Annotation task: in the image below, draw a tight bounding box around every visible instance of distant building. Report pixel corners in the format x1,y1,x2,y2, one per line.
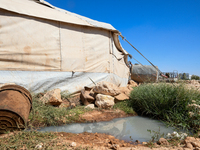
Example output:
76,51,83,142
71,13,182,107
189,75,192,80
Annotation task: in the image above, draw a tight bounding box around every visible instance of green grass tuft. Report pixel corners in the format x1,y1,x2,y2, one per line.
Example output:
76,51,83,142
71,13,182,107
28,94,89,128
113,100,136,115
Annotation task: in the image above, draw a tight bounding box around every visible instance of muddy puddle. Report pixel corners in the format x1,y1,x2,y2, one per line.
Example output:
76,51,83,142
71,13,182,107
39,116,175,142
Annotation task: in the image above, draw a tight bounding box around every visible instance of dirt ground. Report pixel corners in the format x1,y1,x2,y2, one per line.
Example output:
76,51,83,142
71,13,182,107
56,132,138,150
80,109,132,122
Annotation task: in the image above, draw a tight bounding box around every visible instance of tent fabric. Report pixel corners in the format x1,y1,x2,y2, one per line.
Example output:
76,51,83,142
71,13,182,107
0,71,128,93
0,0,116,31
0,0,129,56
0,0,130,93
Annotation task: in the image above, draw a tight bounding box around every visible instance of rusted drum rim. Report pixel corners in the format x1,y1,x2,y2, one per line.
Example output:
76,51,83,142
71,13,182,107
0,84,32,105
0,85,32,133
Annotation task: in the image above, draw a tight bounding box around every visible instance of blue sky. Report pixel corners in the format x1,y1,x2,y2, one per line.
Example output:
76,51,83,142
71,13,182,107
46,0,200,76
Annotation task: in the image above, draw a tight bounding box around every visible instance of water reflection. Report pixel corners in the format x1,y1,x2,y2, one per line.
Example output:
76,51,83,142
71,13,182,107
39,116,174,142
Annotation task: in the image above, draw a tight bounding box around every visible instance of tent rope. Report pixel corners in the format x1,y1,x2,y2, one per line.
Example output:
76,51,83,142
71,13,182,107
119,34,167,78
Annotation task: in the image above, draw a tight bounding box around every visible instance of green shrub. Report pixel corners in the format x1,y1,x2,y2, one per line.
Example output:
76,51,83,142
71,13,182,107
191,75,200,80
130,83,200,131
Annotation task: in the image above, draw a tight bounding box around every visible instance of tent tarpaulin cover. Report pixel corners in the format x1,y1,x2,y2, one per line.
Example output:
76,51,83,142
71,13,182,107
0,0,130,93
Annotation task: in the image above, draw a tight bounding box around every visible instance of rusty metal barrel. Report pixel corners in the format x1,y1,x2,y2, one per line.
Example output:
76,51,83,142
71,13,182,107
0,84,32,134
131,64,159,83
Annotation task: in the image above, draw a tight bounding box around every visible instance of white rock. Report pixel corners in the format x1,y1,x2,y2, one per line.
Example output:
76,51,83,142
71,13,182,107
85,104,95,109
93,81,120,96
95,94,115,109
166,133,172,139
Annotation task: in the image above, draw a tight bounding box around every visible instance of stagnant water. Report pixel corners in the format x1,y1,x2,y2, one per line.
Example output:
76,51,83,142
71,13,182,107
39,116,175,142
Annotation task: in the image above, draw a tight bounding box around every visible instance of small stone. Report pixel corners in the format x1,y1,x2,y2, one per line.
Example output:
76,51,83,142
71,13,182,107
142,142,147,145
71,103,76,108
70,142,76,147
157,138,169,145
35,143,43,149
135,140,140,144
84,104,95,109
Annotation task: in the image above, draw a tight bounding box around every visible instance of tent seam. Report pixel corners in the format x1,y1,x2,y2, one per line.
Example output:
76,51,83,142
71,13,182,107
59,21,62,71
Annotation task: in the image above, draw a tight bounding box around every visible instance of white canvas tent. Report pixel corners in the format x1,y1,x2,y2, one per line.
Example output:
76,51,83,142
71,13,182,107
0,0,131,93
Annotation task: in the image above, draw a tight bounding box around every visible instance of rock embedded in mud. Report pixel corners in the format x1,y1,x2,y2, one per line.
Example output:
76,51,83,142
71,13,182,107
95,94,115,109
40,89,62,106
157,138,169,145
93,81,120,96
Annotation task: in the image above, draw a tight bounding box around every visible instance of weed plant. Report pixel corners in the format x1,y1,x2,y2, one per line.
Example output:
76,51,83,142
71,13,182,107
113,100,136,115
130,83,200,132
